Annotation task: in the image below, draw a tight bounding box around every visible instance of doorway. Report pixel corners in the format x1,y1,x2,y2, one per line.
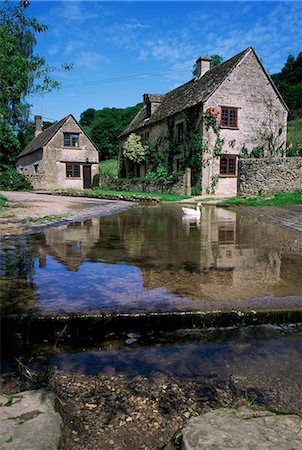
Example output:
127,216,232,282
83,165,92,189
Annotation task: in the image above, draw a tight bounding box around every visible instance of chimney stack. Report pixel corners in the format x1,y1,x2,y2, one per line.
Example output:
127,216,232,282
195,56,212,78
34,115,43,137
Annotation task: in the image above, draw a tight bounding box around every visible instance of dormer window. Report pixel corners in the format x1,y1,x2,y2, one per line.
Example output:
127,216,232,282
64,133,79,147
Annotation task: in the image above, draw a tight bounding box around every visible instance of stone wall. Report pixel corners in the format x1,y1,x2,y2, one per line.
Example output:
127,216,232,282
239,157,302,196
100,172,187,195
25,173,48,190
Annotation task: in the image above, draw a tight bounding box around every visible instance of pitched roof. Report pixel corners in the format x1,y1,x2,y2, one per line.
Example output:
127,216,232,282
120,46,288,138
120,48,250,137
18,116,69,158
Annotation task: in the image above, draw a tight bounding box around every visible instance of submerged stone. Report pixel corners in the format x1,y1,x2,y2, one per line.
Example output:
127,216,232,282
0,389,64,449
166,406,302,449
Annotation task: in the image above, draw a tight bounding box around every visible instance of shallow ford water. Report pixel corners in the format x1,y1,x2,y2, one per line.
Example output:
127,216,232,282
1,204,302,315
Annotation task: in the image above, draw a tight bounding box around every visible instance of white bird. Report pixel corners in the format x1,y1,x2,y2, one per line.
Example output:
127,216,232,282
182,204,201,217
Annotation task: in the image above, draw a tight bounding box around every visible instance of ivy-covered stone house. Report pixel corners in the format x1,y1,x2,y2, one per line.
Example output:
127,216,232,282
16,115,99,190
119,47,288,196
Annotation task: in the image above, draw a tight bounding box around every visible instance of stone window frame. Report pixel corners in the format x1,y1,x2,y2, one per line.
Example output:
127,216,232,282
220,106,239,129
219,154,237,176
175,122,184,144
63,132,80,147
66,162,81,178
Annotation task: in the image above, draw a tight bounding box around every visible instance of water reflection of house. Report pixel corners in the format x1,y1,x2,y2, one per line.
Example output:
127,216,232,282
142,208,282,300
39,218,101,271
0,235,38,314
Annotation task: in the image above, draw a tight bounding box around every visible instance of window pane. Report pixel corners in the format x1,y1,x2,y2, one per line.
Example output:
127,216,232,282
66,162,72,177
73,163,80,177
228,159,235,174
229,110,237,126
72,134,79,146
220,158,227,174
64,134,71,146
221,109,229,125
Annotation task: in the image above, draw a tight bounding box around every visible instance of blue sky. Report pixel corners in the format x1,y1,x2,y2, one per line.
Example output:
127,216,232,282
28,1,302,122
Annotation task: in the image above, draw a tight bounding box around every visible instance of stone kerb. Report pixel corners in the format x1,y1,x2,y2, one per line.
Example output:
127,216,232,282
239,157,302,196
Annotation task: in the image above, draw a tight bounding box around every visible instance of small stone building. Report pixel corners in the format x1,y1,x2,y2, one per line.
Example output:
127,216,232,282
119,47,288,196
16,114,99,190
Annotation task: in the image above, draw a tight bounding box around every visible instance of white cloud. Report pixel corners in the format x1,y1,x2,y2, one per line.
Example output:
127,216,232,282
76,51,111,71
48,45,58,56
51,2,98,23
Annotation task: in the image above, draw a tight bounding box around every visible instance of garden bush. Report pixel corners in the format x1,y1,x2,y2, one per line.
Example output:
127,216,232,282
0,166,32,191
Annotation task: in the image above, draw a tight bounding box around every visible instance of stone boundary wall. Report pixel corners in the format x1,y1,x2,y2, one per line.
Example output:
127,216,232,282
239,157,302,196
100,173,187,195
25,173,48,190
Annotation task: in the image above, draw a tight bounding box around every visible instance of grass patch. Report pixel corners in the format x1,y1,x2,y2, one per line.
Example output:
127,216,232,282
287,118,302,156
91,188,190,202
218,190,302,206
0,193,7,209
24,213,69,223
99,159,118,178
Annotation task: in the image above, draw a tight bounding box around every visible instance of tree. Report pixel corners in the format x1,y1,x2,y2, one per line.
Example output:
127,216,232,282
0,0,72,166
271,52,302,119
79,108,96,127
192,54,223,77
83,103,142,160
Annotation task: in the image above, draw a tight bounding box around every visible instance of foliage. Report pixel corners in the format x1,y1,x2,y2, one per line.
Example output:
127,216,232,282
92,173,100,188
92,188,190,202
79,108,96,127
183,104,203,188
0,117,21,166
206,174,219,195
123,133,147,163
271,52,302,119
0,193,7,208
0,1,71,126
203,107,221,134
82,103,142,160
0,0,72,165
18,120,53,148
99,159,118,178
239,145,265,158
0,165,32,191
192,54,223,76
145,164,169,180
218,190,302,206
145,137,167,172
25,213,69,223
286,118,302,156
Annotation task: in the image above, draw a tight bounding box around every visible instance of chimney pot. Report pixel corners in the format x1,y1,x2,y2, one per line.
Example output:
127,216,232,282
34,115,43,137
196,56,212,78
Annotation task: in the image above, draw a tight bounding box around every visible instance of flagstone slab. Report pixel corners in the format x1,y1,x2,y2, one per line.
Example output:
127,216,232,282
0,389,64,449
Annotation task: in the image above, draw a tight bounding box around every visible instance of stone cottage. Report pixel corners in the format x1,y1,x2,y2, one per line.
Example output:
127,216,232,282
119,47,288,196
16,114,99,190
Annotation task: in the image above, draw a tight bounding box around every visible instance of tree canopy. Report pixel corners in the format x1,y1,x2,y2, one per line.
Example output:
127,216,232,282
0,0,71,166
80,104,142,160
272,52,302,119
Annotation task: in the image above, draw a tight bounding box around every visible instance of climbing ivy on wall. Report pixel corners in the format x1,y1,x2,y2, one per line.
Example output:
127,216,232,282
184,104,204,189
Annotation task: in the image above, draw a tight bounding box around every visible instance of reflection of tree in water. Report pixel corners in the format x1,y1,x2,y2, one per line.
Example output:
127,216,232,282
0,235,38,315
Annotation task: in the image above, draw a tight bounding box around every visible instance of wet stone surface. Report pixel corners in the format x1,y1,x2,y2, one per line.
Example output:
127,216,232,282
176,406,302,450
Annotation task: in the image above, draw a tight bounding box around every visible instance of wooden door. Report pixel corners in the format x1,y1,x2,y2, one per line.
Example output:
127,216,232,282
83,165,92,189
